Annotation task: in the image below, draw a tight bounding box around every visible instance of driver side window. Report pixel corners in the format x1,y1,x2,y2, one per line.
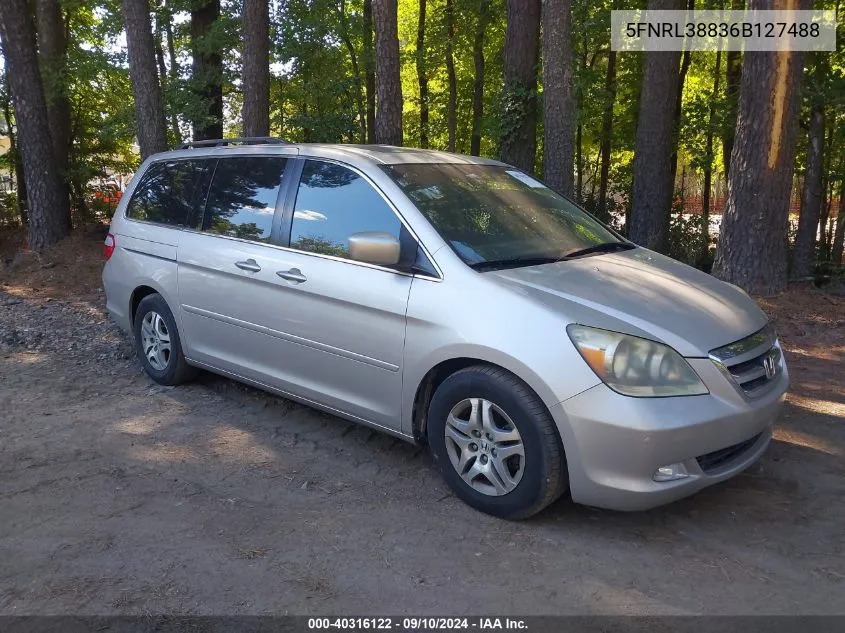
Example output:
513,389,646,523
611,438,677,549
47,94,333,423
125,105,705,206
289,160,401,260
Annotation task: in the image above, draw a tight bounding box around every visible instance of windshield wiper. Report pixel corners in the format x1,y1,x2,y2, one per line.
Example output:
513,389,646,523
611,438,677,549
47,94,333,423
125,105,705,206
470,255,563,272
470,242,634,272
560,241,635,259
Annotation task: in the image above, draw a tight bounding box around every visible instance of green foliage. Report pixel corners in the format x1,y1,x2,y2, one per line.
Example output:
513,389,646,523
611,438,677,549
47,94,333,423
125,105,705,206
494,84,534,145
271,0,360,141
667,204,711,270
2,0,843,269
0,192,19,226
65,4,139,186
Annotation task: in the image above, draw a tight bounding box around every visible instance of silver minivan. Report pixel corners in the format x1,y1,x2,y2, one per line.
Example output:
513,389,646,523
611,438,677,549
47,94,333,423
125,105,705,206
102,139,789,519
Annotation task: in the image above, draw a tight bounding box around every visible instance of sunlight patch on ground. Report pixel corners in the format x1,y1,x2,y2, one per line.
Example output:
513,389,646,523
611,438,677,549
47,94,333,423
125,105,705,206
114,415,166,436
2,285,44,299
117,417,275,466
210,425,277,465
5,351,46,364
575,579,691,615
774,427,842,457
786,393,845,421
127,442,201,464
782,345,845,363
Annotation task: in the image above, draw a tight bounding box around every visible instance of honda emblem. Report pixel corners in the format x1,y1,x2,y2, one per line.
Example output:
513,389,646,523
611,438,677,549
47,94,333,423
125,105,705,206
762,353,777,380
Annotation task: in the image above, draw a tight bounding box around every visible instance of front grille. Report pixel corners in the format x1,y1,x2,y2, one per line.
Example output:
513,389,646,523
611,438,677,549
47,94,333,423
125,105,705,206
696,432,763,473
709,324,782,398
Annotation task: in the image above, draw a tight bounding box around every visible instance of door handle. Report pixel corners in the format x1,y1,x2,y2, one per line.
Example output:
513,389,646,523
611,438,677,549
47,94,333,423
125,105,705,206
235,258,261,272
276,268,307,283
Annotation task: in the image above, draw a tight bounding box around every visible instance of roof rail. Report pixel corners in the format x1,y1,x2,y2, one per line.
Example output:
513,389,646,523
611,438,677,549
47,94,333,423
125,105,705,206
176,136,292,150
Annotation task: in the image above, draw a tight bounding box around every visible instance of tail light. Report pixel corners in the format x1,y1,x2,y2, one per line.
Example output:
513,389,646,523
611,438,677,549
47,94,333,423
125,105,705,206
104,233,116,260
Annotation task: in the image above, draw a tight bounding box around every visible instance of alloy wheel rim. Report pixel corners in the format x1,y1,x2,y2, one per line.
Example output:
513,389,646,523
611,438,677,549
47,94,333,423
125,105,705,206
444,398,525,496
140,311,171,371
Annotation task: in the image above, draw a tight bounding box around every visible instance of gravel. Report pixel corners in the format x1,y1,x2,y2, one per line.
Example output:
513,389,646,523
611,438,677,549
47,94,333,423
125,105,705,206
0,289,134,364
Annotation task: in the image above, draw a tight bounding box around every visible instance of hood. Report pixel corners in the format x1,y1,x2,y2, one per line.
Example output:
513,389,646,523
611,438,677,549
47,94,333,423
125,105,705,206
487,247,768,357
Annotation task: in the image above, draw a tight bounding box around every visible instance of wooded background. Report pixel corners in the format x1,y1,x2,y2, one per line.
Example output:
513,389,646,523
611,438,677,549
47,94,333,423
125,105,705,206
0,0,843,295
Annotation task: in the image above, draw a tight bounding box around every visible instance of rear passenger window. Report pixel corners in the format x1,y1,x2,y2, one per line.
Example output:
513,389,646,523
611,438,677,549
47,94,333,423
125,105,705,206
126,160,209,226
290,160,401,259
201,157,287,243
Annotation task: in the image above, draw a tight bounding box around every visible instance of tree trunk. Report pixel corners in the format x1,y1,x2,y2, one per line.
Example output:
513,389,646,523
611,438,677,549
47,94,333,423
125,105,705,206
499,0,540,173
832,179,845,264
0,0,69,248
35,0,72,230
818,188,831,259
702,49,721,259
723,53,741,177
152,5,175,145
712,0,808,296
0,90,28,225
628,0,684,252
588,150,600,204
123,0,168,158
722,0,744,177
34,0,71,189
542,0,575,197
597,50,616,221
191,0,223,140
668,0,694,197
416,0,429,148
154,9,167,79
338,0,366,143
817,123,834,259
163,1,181,142
575,35,586,203
71,180,89,219
242,0,270,137
445,0,457,152
373,0,403,145
792,106,825,278
469,0,490,156
576,122,582,203
363,0,376,143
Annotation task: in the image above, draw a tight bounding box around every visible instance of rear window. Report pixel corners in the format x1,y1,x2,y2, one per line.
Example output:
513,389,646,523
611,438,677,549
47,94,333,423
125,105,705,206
125,160,210,226
200,157,287,243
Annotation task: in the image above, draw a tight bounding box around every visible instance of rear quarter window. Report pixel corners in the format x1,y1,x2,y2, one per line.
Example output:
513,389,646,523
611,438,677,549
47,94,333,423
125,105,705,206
126,160,211,227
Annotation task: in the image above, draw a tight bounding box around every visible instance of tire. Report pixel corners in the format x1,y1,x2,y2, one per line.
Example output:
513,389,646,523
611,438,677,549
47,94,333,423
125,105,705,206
133,293,197,386
427,364,567,519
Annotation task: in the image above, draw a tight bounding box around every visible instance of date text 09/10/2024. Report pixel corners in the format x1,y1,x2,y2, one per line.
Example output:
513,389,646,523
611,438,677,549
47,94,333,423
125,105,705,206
307,618,528,630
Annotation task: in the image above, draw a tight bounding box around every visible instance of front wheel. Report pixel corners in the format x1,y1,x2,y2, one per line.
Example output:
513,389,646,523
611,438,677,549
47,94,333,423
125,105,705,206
427,365,567,519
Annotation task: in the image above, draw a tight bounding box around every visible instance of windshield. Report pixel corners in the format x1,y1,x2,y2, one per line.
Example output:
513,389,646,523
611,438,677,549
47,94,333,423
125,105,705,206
381,163,625,270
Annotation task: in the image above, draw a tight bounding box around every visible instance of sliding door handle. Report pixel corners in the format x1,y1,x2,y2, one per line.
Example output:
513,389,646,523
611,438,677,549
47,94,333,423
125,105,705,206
235,258,261,272
276,268,307,283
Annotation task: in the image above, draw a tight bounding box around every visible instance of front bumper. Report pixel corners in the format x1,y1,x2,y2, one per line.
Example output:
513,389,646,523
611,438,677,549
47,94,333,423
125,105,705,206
551,356,789,511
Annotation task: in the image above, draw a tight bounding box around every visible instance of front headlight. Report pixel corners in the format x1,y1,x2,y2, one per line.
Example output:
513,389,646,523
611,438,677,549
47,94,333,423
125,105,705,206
566,325,708,397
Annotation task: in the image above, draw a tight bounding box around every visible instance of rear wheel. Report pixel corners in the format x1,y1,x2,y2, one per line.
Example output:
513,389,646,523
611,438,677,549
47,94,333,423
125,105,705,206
427,365,567,519
133,293,197,385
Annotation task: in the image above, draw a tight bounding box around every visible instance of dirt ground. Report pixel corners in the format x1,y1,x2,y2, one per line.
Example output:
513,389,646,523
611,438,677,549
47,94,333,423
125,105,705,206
0,229,844,615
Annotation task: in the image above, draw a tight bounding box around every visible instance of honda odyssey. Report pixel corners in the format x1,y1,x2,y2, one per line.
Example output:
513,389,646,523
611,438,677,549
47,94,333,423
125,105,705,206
102,138,788,519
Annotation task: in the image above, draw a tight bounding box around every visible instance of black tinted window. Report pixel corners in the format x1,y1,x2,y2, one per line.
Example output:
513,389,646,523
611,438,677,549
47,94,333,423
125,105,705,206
290,161,401,259
126,160,209,226
201,157,287,243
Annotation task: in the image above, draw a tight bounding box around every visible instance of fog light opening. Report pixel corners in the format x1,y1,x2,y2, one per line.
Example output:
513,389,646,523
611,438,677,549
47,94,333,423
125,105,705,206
653,462,690,482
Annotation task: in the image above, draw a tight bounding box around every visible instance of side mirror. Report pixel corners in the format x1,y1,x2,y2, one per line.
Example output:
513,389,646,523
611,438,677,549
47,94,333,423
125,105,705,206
348,231,401,266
